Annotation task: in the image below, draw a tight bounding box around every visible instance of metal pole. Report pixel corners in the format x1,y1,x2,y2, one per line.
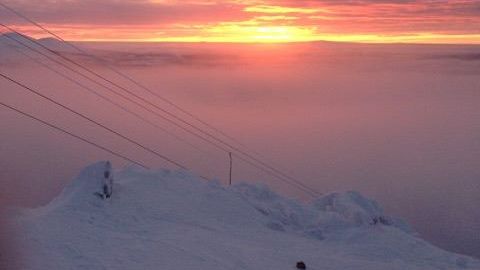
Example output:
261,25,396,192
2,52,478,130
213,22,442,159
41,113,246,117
229,152,233,186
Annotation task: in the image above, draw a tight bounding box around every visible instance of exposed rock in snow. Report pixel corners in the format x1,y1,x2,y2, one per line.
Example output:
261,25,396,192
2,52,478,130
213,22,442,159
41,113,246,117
11,162,480,270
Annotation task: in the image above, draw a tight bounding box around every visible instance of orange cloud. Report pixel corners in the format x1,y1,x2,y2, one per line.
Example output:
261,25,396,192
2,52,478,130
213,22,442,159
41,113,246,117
245,5,325,14
1,0,479,44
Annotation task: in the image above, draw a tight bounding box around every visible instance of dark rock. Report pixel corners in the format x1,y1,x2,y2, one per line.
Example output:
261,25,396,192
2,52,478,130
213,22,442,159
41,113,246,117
296,261,306,269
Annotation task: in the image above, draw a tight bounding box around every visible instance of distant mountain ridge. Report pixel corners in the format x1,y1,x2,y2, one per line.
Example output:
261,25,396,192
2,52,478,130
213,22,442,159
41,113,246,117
0,32,75,52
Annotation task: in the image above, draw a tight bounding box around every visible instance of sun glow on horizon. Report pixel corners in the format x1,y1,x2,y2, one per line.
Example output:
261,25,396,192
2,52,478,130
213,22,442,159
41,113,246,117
13,24,480,45
4,1,480,44
204,25,318,43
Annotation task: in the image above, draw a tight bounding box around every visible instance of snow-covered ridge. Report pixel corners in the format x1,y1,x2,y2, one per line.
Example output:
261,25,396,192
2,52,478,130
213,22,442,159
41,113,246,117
13,162,480,270
0,32,74,52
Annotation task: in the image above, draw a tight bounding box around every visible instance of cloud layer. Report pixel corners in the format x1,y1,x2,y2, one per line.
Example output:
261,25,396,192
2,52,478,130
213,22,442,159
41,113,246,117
1,1,479,43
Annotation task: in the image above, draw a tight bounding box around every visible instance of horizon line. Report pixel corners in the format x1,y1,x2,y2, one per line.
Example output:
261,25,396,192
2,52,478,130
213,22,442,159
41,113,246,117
2,31,480,46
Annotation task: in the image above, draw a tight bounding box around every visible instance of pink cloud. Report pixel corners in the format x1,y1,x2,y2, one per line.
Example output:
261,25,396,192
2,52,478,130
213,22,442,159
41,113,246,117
1,0,479,42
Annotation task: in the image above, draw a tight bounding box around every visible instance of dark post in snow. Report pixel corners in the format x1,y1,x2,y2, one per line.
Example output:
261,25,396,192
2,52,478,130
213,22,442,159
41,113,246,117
229,152,233,186
95,161,113,199
103,161,113,199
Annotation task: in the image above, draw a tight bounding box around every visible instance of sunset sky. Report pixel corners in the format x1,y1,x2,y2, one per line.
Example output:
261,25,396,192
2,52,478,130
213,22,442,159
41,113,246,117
1,0,480,44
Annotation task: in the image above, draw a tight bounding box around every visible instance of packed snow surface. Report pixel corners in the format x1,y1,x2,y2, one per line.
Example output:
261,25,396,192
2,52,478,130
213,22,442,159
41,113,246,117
13,162,480,270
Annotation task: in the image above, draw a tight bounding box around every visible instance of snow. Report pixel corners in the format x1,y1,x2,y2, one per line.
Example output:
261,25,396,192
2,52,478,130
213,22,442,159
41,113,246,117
12,162,480,270
0,32,77,60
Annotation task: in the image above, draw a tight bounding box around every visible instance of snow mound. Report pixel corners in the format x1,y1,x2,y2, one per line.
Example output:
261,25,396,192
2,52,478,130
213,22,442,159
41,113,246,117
12,162,480,270
52,161,113,207
234,184,411,240
312,191,412,232
37,37,79,53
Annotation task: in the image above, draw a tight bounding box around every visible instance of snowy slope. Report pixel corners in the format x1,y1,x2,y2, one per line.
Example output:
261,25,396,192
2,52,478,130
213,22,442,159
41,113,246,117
0,32,31,63
12,162,480,270
0,32,78,64
37,37,76,52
